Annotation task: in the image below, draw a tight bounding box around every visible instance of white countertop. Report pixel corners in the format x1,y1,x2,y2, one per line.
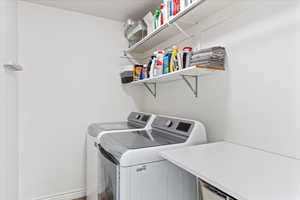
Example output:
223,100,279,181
160,142,300,200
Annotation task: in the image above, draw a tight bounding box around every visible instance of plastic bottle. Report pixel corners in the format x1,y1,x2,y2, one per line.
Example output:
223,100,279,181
146,56,153,78
154,50,165,76
163,0,169,23
173,0,180,16
170,46,179,72
142,64,148,79
134,65,143,81
154,7,161,30
159,4,164,25
140,66,144,80
177,0,181,14
149,56,157,78
168,0,173,18
163,49,172,74
180,0,186,12
182,47,193,68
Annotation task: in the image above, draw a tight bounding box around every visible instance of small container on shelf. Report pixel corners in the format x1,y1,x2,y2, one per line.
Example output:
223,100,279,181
143,12,154,35
149,56,157,79
124,19,147,48
155,50,165,76
142,64,148,80
134,65,143,81
120,65,134,84
163,49,172,74
182,47,193,68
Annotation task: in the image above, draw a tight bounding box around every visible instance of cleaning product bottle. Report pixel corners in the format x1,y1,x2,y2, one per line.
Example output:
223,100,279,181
163,0,169,23
176,0,181,14
182,47,193,68
154,7,161,30
146,57,153,79
155,50,165,76
177,50,183,70
173,0,178,16
168,0,173,18
140,65,144,80
149,56,157,78
163,54,169,74
159,3,164,25
142,64,148,79
170,46,179,72
180,0,185,12
163,49,172,74
134,65,143,81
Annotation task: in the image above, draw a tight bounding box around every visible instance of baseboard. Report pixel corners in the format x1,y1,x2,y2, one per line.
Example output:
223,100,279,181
33,188,86,200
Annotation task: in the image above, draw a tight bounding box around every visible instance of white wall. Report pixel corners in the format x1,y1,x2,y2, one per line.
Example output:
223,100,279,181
18,2,140,199
138,1,300,159
0,70,19,200
0,0,19,199
16,1,300,199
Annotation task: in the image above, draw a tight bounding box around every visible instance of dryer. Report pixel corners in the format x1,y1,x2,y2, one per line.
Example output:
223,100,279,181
86,112,155,200
98,115,207,200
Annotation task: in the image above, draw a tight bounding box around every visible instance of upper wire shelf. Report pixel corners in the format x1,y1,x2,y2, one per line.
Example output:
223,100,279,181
124,0,236,54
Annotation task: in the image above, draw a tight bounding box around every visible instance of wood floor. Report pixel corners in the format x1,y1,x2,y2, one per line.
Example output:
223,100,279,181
73,197,86,200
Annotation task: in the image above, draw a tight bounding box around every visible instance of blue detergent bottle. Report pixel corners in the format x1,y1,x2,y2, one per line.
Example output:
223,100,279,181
163,50,172,74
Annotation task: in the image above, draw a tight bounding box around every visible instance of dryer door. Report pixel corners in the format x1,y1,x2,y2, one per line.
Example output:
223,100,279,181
98,147,120,200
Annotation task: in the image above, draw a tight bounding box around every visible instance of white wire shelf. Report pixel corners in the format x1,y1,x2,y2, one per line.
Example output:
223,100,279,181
128,66,223,85
125,0,235,54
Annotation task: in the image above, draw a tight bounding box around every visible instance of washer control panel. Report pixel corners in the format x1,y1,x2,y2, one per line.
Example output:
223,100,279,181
128,112,151,125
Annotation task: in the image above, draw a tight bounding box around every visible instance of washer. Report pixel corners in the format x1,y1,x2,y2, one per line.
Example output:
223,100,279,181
86,112,156,200
98,115,207,200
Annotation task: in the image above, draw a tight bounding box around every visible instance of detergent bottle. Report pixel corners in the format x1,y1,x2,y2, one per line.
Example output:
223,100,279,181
155,50,165,76
169,46,179,72
154,7,161,30
163,49,172,74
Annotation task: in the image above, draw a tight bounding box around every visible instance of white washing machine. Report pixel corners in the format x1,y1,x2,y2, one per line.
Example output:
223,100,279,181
86,112,156,200
98,115,207,200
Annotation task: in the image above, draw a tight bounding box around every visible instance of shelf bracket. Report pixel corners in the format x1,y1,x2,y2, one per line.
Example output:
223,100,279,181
143,82,157,98
172,22,191,39
181,75,198,97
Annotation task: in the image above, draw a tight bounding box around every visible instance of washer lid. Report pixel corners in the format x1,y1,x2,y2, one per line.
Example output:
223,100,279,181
88,121,138,137
88,112,152,137
108,130,163,149
99,130,188,160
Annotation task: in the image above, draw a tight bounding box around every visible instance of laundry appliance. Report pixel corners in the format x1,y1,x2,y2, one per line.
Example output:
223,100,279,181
98,115,207,200
86,112,156,200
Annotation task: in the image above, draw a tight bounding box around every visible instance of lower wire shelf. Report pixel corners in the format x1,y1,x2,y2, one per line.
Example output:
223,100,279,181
125,66,225,98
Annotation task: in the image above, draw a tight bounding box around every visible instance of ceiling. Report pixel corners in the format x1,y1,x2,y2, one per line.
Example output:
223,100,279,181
23,0,162,22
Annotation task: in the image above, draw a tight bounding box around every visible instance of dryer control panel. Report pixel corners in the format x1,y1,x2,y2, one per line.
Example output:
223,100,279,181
151,116,195,137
